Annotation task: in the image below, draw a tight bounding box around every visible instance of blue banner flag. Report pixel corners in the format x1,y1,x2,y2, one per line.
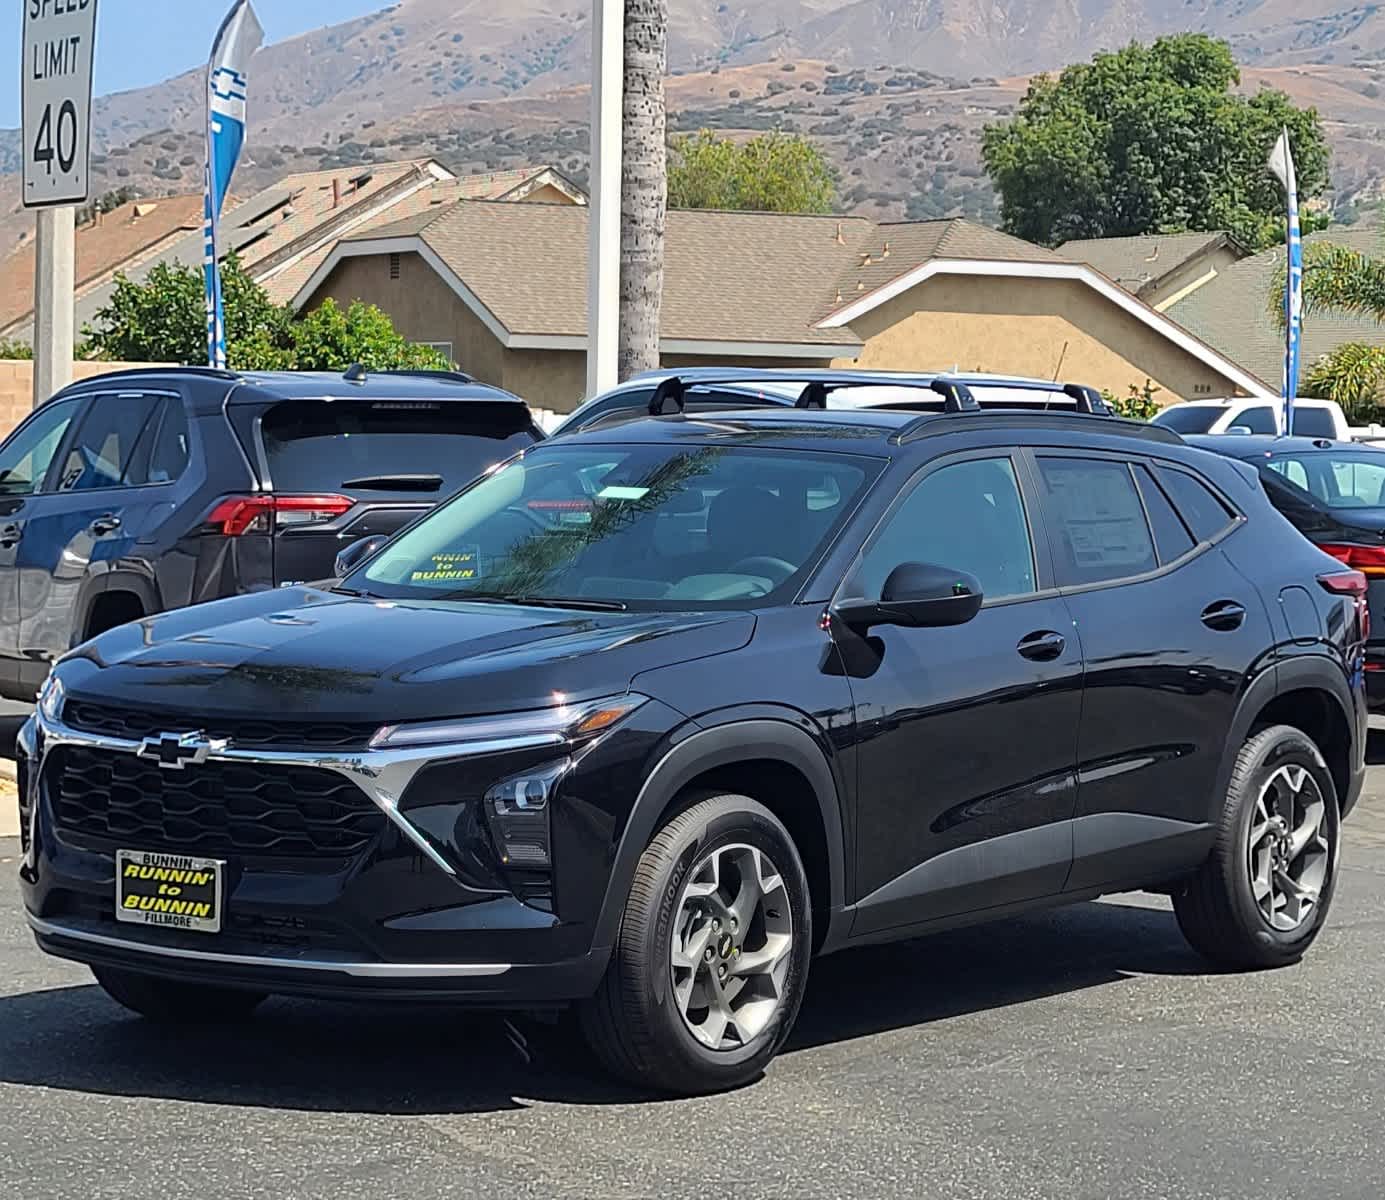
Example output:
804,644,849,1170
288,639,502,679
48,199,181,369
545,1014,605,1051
204,1,263,369
1269,127,1303,436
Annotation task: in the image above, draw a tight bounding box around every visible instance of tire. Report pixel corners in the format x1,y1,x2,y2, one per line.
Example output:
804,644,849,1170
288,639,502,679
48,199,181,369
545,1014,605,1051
92,966,267,1023
1174,725,1342,970
579,792,813,1095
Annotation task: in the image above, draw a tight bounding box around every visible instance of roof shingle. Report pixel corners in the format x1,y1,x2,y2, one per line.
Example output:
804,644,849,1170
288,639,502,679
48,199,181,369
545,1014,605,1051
1168,228,1385,388
1059,231,1238,296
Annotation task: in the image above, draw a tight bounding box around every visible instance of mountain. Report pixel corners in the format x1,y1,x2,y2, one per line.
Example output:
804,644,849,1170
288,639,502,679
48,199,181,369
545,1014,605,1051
6,0,1385,260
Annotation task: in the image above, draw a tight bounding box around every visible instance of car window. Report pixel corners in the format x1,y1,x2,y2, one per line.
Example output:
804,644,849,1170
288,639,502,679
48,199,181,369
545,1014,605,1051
55,393,162,492
1134,465,1195,564
1235,407,1278,435
1266,453,1385,509
856,457,1036,602
0,397,81,496
1153,466,1237,541
1291,408,1337,438
1152,407,1220,433
260,399,537,495
147,398,191,484
357,443,877,609
1037,457,1157,586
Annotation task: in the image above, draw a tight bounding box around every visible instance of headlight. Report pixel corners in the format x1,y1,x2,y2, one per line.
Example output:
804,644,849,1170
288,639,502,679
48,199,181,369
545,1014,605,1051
37,673,64,724
369,693,648,752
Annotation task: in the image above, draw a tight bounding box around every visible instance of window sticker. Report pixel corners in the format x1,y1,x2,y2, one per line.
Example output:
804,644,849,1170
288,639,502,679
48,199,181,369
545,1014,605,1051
411,547,483,583
598,485,650,501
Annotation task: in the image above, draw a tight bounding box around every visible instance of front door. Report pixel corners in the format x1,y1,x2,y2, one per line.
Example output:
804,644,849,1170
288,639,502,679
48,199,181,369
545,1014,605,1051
0,395,86,696
14,391,165,692
1028,452,1275,891
839,452,1084,937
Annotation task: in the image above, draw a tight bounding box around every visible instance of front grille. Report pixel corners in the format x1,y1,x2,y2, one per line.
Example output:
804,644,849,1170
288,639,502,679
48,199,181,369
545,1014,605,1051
51,746,386,859
63,699,378,751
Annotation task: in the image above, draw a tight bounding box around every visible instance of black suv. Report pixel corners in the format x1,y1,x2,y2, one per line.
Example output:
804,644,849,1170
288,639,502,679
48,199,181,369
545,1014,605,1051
18,372,1367,1095
0,367,541,701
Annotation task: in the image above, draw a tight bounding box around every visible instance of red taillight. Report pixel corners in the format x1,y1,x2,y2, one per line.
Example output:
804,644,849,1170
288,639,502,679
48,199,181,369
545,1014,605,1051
205,494,354,537
1319,543,1385,576
1319,569,1371,641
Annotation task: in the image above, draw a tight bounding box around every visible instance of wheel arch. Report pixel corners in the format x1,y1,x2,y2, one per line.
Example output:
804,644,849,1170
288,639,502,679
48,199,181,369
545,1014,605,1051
1221,660,1360,818
592,719,849,954
76,573,161,645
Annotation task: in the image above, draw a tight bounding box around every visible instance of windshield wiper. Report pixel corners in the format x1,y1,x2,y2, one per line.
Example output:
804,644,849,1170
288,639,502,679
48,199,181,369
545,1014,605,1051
342,473,444,492
441,591,628,612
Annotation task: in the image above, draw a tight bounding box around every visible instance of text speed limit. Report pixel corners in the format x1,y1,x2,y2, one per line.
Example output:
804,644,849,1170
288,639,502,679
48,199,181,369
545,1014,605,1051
22,0,99,209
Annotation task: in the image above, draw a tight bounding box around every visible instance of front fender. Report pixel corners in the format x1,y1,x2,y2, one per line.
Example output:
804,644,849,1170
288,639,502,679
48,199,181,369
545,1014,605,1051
591,717,850,954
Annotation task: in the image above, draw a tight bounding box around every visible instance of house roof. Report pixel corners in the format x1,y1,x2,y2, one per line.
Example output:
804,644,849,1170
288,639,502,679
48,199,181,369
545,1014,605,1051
325,201,876,351
297,200,1271,394
0,193,206,335
1168,227,1385,389
1058,231,1242,297
258,166,585,305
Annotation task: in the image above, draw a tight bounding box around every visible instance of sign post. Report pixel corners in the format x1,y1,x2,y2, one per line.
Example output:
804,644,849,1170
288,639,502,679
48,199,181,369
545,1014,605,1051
586,0,623,399
22,0,100,408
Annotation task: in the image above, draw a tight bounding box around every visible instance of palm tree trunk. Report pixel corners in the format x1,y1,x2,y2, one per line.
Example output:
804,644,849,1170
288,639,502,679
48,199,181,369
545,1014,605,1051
618,0,667,380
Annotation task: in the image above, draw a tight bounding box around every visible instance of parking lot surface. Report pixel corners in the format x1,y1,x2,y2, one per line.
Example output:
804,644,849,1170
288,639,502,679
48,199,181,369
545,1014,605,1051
3,734,1385,1199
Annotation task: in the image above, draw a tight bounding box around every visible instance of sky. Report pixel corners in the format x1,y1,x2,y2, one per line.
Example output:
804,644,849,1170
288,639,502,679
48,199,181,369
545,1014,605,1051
2,0,393,128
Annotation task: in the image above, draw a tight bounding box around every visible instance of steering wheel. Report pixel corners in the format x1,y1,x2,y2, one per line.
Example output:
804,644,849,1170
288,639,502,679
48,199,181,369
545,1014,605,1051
730,556,797,584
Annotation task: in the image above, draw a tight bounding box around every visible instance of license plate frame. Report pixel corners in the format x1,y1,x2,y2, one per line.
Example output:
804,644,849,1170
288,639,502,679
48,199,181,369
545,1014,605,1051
115,849,224,935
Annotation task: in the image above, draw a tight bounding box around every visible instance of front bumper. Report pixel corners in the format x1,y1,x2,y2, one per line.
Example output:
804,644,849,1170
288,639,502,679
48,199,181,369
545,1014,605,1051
15,701,654,1005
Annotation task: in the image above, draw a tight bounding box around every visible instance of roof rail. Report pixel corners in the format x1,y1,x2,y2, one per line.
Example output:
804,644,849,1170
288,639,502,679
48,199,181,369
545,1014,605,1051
379,369,477,385
62,365,241,388
894,410,1183,447
648,368,1001,417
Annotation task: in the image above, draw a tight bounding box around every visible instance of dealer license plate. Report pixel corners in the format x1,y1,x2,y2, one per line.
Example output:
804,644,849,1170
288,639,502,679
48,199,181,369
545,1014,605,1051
116,850,224,934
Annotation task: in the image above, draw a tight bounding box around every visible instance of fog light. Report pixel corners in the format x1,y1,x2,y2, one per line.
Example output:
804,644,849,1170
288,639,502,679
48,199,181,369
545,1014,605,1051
483,760,570,868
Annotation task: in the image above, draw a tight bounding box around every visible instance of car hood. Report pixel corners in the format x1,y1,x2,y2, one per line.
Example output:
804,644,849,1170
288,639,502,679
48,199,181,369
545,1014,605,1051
57,587,755,722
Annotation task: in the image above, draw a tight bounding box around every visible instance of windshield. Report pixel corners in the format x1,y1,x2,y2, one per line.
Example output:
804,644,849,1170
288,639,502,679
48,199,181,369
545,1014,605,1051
353,443,877,608
1152,407,1221,433
1263,452,1385,509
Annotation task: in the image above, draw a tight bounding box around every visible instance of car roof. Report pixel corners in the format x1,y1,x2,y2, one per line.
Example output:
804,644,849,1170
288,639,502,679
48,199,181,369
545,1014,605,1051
1183,434,1369,458
58,366,524,405
1162,397,1332,409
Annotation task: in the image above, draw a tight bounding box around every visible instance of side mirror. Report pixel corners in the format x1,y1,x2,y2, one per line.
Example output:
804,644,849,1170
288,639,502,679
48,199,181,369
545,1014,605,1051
836,563,984,631
1227,425,1254,436
334,534,388,579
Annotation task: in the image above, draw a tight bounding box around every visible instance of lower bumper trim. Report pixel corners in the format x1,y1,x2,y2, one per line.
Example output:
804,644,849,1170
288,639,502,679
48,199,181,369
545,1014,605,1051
27,915,511,979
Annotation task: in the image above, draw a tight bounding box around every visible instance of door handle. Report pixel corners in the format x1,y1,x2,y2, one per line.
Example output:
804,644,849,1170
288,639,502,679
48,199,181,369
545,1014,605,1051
89,515,122,536
1017,630,1066,662
0,523,20,549
1201,600,1246,632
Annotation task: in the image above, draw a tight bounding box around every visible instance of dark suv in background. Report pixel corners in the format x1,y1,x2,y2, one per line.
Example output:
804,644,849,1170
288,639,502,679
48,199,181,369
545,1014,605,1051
18,372,1367,1095
0,367,541,701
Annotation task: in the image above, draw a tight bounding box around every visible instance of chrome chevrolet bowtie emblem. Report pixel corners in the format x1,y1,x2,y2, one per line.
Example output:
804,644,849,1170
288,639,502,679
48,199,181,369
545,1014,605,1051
136,731,224,770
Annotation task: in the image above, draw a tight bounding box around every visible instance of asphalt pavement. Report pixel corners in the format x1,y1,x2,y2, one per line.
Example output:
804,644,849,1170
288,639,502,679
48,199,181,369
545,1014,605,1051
3,736,1385,1199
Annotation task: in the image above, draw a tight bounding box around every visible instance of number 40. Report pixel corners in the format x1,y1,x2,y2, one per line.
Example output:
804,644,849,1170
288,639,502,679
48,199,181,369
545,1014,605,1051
33,100,79,175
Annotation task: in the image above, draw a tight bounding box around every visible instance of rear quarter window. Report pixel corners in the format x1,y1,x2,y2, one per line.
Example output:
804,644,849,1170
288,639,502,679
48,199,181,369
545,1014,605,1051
258,399,537,494
1153,466,1237,542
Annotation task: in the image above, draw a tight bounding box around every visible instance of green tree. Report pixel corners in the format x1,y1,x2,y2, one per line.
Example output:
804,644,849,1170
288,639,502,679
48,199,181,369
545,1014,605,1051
0,337,33,360
1302,343,1385,423
1101,379,1163,420
82,255,293,366
81,257,447,371
668,129,837,214
284,299,450,371
981,35,1330,248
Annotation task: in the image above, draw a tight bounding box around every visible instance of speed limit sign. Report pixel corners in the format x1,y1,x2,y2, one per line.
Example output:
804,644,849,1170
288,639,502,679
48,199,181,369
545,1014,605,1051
22,0,99,208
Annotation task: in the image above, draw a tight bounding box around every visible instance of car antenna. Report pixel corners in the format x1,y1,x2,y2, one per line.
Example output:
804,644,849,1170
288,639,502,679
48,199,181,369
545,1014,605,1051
344,363,368,384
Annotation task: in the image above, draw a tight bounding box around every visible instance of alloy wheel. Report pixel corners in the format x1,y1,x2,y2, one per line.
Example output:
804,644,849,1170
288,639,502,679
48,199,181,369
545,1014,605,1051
669,843,794,1051
1247,764,1333,932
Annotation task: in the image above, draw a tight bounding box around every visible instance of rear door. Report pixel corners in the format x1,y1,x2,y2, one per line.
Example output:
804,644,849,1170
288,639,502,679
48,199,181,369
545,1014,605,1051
0,395,86,694
1028,451,1274,892
249,398,541,586
14,391,167,687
